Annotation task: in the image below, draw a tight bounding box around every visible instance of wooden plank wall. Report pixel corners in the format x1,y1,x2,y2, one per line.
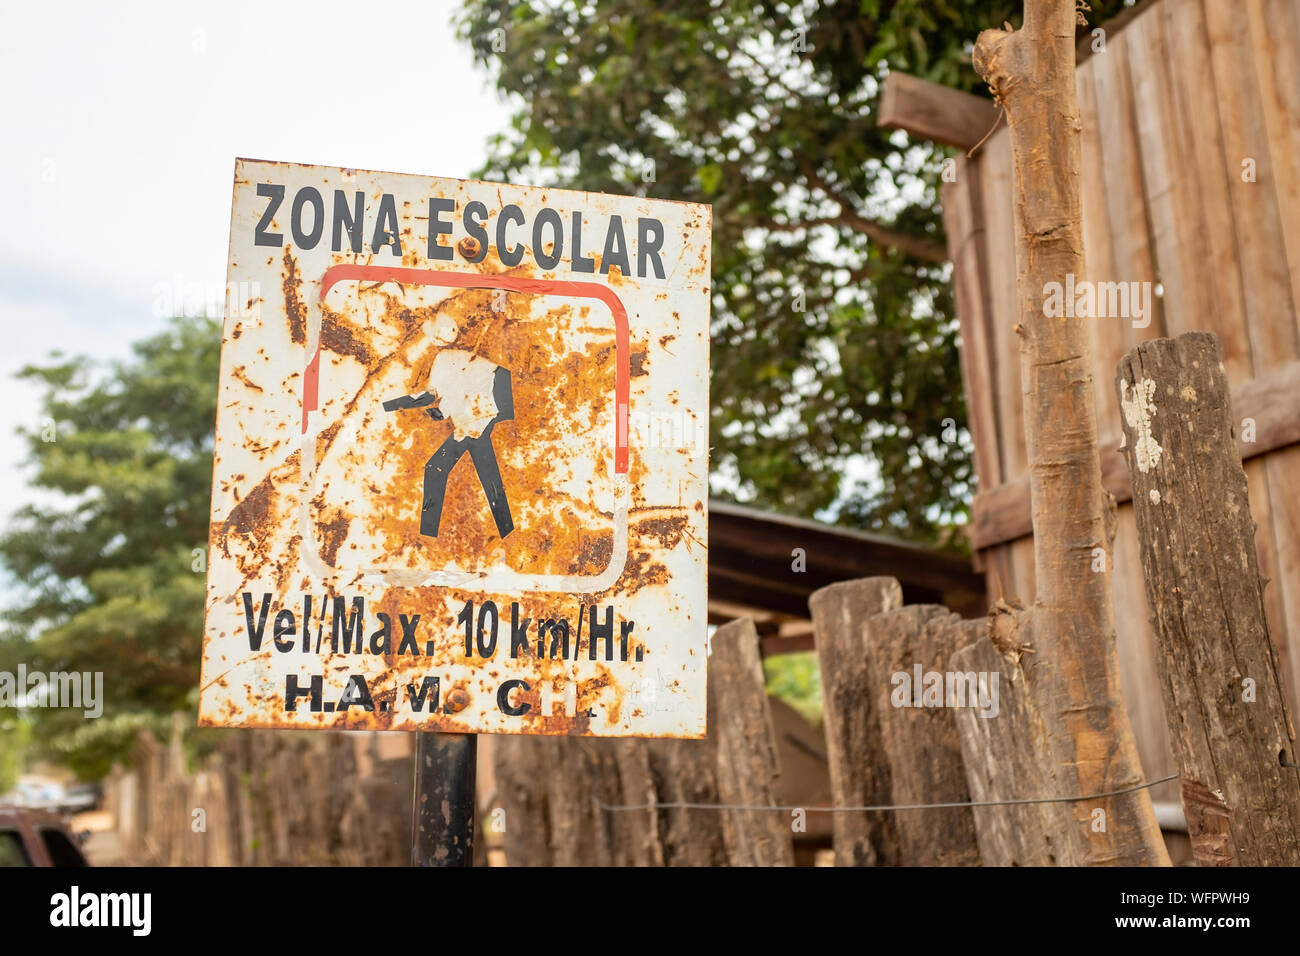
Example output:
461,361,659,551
945,0,1300,804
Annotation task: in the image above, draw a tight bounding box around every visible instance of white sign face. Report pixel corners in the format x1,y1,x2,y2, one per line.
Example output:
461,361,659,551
199,159,711,738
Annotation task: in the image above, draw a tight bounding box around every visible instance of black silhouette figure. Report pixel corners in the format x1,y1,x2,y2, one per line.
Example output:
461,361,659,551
384,349,515,539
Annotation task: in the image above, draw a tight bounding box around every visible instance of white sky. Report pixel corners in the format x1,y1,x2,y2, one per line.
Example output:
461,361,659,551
0,0,511,546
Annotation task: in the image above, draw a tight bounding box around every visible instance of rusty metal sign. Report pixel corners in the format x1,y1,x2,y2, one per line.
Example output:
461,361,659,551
199,159,711,737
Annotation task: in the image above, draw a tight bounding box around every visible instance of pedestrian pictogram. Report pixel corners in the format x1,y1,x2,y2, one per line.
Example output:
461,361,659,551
382,320,516,539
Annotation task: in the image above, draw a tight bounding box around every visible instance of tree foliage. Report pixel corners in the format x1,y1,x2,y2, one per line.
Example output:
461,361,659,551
0,316,218,777
457,0,1133,541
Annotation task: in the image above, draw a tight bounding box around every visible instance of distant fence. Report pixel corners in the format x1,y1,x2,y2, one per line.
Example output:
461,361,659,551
109,722,411,866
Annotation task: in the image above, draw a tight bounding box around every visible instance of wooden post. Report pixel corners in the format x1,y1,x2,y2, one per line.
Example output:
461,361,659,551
972,0,1169,864
490,736,554,865
710,618,795,866
644,738,728,866
1116,332,1300,865
951,608,1090,865
865,607,982,865
809,577,905,865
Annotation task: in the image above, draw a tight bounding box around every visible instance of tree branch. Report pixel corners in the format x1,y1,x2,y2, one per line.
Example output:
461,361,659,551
794,154,948,263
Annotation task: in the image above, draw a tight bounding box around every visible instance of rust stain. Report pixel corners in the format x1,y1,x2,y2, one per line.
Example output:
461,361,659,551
283,248,306,345
634,514,689,549
320,309,375,365
317,508,351,566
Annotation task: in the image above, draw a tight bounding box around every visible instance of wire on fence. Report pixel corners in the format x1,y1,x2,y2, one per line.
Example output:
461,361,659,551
595,772,1180,814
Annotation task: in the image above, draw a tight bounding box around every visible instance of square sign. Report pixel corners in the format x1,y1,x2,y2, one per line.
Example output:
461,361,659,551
199,159,710,738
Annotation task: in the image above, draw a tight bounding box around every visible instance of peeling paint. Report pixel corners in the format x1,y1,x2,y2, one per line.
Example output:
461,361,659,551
1120,377,1163,474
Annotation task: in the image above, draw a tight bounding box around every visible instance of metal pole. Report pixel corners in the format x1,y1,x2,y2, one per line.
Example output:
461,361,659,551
411,731,477,866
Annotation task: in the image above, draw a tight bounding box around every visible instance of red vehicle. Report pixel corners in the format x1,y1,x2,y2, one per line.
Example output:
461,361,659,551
0,807,89,867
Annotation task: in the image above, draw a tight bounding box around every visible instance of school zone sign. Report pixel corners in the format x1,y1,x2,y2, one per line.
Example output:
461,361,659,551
198,159,711,737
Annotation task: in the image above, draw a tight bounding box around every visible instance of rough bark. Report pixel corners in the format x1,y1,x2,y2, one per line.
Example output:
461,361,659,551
865,607,982,865
710,618,796,866
808,577,905,865
952,607,1090,865
1116,332,1300,865
610,740,664,866
972,0,1169,864
492,735,554,865
645,737,729,866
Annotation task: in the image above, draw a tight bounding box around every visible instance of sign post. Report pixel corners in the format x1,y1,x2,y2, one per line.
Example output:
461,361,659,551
411,731,477,866
201,159,712,864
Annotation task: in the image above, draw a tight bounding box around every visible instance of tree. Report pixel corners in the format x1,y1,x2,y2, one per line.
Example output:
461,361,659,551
456,0,1133,542
0,316,219,778
973,0,1167,863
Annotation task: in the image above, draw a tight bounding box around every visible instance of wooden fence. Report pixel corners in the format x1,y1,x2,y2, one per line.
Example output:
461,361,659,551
488,575,1187,865
108,569,1200,865
925,0,1300,802
110,719,413,866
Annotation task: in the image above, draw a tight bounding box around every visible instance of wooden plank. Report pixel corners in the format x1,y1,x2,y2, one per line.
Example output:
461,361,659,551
950,611,1090,866
1247,0,1300,319
864,607,982,865
709,618,796,866
1006,537,1036,605
1117,333,1300,865
878,72,1003,151
1153,2,1290,686
1156,1,1285,680
941,156,1002,497
1205,0,1300,710
1081,9,1175,807
1161,0,1255,376
941,150,1013,594
980,130,1022,491
1110,504,1179,805
1086,25,1165,360
977,127,1029,602
969,358,1300,549
1244,0,1300,716
808,577,904,865
1127,4,1216,349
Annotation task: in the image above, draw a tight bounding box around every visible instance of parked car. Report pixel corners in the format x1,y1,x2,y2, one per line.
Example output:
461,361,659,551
1,776,100,814
0,807,89,867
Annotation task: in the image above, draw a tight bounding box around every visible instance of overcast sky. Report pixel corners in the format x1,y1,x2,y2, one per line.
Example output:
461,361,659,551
0,0,510,547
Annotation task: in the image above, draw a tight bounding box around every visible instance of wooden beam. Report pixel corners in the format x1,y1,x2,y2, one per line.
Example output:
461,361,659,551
878,72,1002,151
706,599,775,624
970,358,1300,550
758,631,815,658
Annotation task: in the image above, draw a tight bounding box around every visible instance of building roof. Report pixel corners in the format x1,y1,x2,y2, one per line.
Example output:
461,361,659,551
707,500,986,654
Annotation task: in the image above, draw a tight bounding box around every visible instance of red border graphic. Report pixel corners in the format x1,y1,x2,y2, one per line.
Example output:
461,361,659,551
303,265,631,474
